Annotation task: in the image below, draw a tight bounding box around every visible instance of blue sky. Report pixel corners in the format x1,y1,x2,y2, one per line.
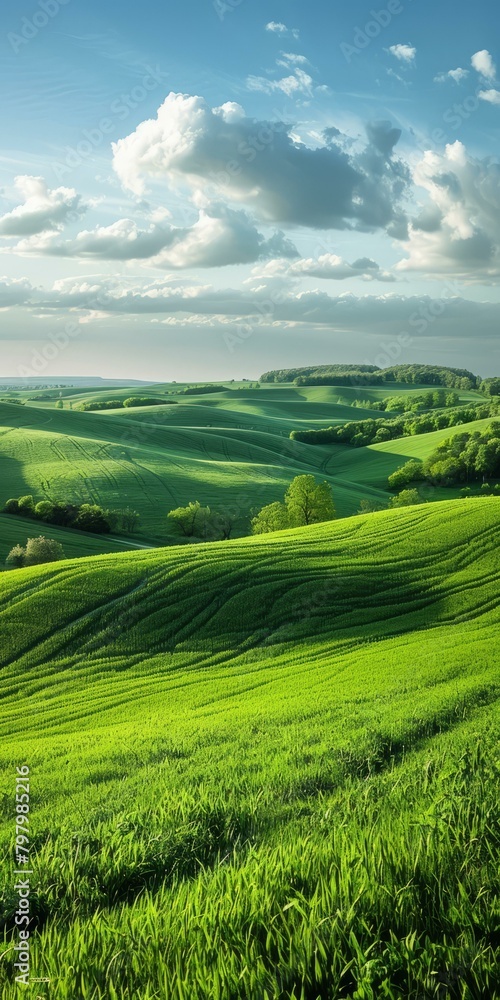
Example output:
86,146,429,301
1,0,500,379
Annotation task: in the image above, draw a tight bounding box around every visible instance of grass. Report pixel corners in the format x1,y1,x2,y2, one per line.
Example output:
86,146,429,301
0,497,499,998
0,514,151,568
0,384,488,545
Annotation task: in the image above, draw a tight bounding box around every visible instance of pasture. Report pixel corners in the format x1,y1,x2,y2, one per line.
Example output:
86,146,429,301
0,382,490,547
0,498,499,998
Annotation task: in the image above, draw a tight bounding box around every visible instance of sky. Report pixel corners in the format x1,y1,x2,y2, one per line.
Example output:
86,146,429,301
1,0,500,380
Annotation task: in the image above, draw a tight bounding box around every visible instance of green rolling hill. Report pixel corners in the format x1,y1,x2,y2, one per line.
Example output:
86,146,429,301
0,498,499,998
0,383,492,559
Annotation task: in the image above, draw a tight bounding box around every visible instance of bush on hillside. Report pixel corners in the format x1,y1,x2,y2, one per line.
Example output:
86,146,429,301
6,536,66,568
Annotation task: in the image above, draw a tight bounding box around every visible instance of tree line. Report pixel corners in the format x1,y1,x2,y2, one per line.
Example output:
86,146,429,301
261,363,481,390
75,397,177,411
290,400,499,447
3,495,140,535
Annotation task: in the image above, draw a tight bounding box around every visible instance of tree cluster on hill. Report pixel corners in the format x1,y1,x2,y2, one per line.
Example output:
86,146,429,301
251,475,336,534
3,496,140,535
260,364,378,383
290,400,499,447
387,422,500,489
352,390,459,413
480,378,500,396
167,501,237,540
75,397,176,411
295,366,479,390
180,385,228,395
260,363,481,389
6,536,66,569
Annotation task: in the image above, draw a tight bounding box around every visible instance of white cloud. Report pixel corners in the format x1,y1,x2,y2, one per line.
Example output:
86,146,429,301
388,44,416,63
0,176,85,237
5,273,500,347
255,253,396,282
0,276,33,307
471,49,496,80
10,205,298,269
246,68,314,97
396,141,500,281
434,68,469,84
111,93,410,234
265,22,299,39
278,52,309,66
478,88,500,105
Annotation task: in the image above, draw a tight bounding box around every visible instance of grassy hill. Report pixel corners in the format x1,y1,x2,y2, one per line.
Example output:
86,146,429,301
0,384,490,554
0,498,499,998
0,513,150,567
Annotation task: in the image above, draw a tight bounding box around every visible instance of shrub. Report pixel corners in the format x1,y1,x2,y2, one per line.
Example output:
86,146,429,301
24,536,66,566
388,489,423,508
5,544,26,568
4,498,20,514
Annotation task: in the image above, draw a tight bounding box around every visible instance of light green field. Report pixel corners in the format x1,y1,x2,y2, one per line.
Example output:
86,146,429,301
0,498,499,998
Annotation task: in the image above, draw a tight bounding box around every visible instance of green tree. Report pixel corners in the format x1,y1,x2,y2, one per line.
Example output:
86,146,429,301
105,508,140,534
388,460,425,490
34,500,55,521
388,489,423,508
5,544,26,568
251,502,289,535
55,399,63,409
357,499,382,514
4,498,20,514
23,536,66,565
210,509,238,540
73,504,111,534
284,475,335,526
167,501,212,538
18,495,35,513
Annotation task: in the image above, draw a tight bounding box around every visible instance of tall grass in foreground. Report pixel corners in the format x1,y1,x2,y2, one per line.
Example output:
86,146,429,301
1,722,499,999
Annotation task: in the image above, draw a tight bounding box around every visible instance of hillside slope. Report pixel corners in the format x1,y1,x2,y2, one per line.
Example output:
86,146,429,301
0,501,499,999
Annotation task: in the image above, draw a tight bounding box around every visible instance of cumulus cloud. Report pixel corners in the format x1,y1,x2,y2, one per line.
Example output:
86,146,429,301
246,67,314,97
254,253,396,282
8,204,298,269
112,93,410,234
471,49,496,80
0,176,85,237
388,44,416,63
0,276,33,307
434,68,469,84
478,88,500,105
397,141,500,280
265,21,299,39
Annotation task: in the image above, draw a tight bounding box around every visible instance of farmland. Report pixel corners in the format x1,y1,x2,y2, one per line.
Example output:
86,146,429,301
0,379,490,560
0,498,499,998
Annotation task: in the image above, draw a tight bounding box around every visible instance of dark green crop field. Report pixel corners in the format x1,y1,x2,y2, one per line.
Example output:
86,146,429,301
0,498,499,999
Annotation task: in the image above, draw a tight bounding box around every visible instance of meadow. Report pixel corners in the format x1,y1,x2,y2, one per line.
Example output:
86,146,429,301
0,498,499,998
0,380,488,560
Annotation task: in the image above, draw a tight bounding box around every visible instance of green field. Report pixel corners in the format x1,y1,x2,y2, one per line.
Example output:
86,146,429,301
0,514,151,567
0,498,499,998
0,383,490,558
